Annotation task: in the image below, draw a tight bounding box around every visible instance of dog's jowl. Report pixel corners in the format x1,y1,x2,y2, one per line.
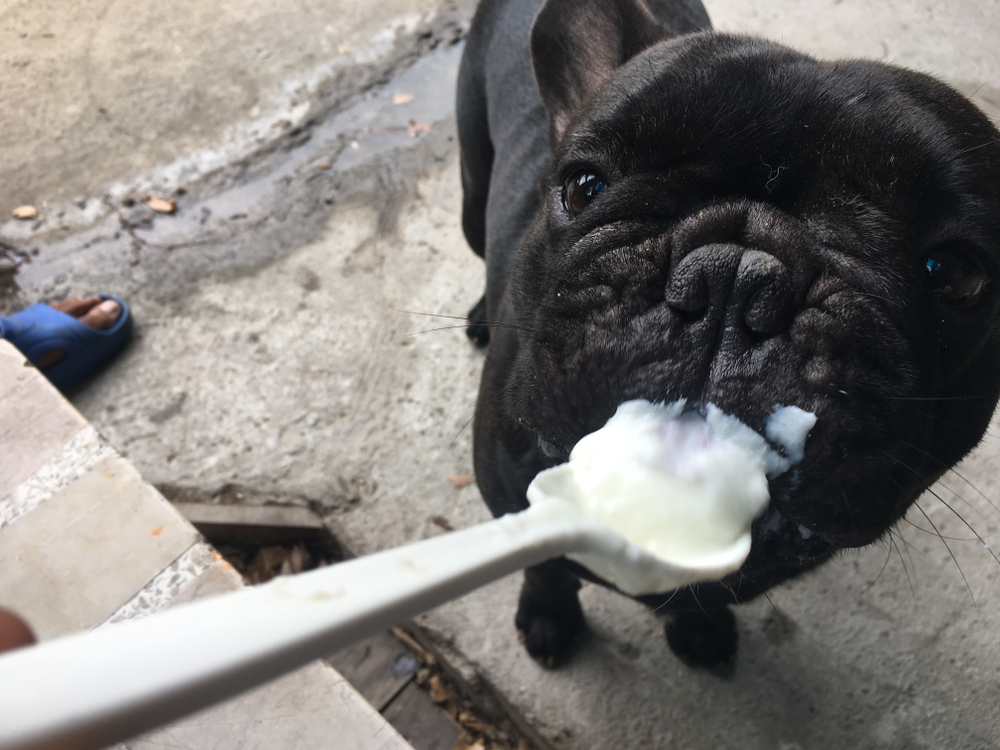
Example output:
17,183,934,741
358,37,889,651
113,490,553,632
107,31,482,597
457,0,1000,668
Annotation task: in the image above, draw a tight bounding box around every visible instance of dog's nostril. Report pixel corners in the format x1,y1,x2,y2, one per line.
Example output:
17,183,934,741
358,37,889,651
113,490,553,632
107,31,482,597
738,254,794,336
669,305,706,324
666,245,794,335
665,264,709,323
743,281,793,334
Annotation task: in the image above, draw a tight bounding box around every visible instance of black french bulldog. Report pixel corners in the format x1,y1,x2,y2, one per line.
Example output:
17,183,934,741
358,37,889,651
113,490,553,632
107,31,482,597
457,0,1000,668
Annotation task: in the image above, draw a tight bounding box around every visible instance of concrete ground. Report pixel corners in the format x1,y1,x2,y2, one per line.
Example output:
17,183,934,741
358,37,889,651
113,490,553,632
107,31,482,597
2,1,1000,748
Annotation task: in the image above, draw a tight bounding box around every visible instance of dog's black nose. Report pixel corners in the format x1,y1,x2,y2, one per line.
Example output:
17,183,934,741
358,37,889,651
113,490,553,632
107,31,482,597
665,244,793,336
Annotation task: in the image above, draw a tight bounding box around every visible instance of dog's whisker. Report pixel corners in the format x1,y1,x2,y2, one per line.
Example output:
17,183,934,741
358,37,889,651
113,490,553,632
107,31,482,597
848,539,894,604
899,517,978,542
398,308,530,329
930,480,992,524
448,374,530,449
396,309,471,321
958,135,1000,155
649,588,681,614
892,438,1000,516
761,592,785,628
876,450,991,541
689,589,712,619
449,412,477,450
894,526,917,603
397,309,536,334
912,501,977,608
406,322,528,337
888,528,919,606
925,487,1000,567
900,408,1000,442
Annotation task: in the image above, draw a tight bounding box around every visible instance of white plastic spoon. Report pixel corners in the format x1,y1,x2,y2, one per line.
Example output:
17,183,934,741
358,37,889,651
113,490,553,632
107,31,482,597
0,400,813,750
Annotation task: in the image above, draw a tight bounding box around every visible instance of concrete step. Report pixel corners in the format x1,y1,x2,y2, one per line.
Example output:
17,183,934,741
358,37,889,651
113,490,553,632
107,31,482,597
0,339,413,750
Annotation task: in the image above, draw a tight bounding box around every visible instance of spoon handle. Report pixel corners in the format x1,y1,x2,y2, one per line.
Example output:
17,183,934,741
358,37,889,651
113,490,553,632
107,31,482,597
0,502,586,750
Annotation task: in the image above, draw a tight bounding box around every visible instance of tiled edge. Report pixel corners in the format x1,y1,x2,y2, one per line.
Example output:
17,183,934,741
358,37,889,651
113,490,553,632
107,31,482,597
0,424,116,530
99,542,219,627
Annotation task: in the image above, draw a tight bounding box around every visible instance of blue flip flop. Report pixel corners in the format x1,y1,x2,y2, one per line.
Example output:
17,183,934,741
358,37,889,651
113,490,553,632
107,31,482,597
0,295,133,391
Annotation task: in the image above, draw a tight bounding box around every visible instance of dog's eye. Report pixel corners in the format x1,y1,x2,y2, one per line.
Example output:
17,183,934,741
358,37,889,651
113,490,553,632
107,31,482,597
563,172,607,216
925,246,991,308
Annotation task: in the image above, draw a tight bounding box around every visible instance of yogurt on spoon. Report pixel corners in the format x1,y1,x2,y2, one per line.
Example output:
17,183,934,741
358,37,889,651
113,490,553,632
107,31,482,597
527,399,815,593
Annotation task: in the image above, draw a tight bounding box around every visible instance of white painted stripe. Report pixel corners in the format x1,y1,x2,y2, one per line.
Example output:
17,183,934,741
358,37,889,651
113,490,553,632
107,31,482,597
0,424,116,530
100,542,219,627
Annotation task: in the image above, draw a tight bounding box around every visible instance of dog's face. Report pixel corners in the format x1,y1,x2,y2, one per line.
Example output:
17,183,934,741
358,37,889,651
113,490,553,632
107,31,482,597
499,19,1000,586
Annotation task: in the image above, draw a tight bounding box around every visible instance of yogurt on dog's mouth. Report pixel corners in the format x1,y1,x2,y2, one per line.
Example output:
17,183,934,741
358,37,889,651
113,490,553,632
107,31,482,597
528,400,815,571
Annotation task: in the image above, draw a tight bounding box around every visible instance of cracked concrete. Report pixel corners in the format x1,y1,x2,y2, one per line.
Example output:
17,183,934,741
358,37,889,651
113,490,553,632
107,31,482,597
3,1,1000,749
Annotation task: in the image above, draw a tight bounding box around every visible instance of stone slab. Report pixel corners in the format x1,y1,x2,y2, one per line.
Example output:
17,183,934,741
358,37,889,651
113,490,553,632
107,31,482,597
0,423,116,530
0,455,198,639
127,557,414,750
0,340,87,499
130,659,413,750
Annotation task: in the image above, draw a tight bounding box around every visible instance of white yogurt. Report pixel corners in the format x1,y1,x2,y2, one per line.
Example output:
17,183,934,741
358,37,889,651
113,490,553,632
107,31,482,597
527,400,815,569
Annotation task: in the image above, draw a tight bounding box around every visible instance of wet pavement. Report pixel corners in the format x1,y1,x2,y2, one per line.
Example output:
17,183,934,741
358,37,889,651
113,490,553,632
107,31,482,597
3,1,1000,749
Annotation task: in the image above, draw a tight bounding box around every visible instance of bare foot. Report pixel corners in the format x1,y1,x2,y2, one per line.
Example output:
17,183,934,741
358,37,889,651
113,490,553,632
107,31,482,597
29,297,122,369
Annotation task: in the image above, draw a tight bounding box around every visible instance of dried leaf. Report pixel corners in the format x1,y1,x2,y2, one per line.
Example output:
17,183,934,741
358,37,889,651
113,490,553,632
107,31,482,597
431,515,455,532
457,712,495,737
448,474,475,489
316,161,331,170
12,205,38,220
337,45,348,55
442,699,460,720
453,735,486,750
408,119,432,137
393,92,415,105
428,674,449,703
252,545,289,582
289,543,310,573
146,197,176,214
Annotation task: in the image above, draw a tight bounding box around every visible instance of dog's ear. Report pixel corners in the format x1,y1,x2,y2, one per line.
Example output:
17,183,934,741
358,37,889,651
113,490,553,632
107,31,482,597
531,0,672,141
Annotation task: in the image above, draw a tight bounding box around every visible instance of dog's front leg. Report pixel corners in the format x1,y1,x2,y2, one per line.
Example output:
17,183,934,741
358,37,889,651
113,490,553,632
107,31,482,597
515,559,585,667
664,607,738,672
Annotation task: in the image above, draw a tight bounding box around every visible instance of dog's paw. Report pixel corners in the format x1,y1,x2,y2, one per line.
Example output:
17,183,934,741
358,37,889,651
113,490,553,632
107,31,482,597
665,607,738,673
515,600,585,668
515,562,586,667
466,295,490,346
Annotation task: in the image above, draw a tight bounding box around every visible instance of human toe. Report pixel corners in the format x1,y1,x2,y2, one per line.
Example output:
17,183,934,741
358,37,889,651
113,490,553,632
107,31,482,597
79,299,122,331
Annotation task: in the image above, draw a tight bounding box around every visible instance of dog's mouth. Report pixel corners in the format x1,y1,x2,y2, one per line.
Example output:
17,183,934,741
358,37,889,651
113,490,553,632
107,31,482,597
749,503,836,563
537,434,570,464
